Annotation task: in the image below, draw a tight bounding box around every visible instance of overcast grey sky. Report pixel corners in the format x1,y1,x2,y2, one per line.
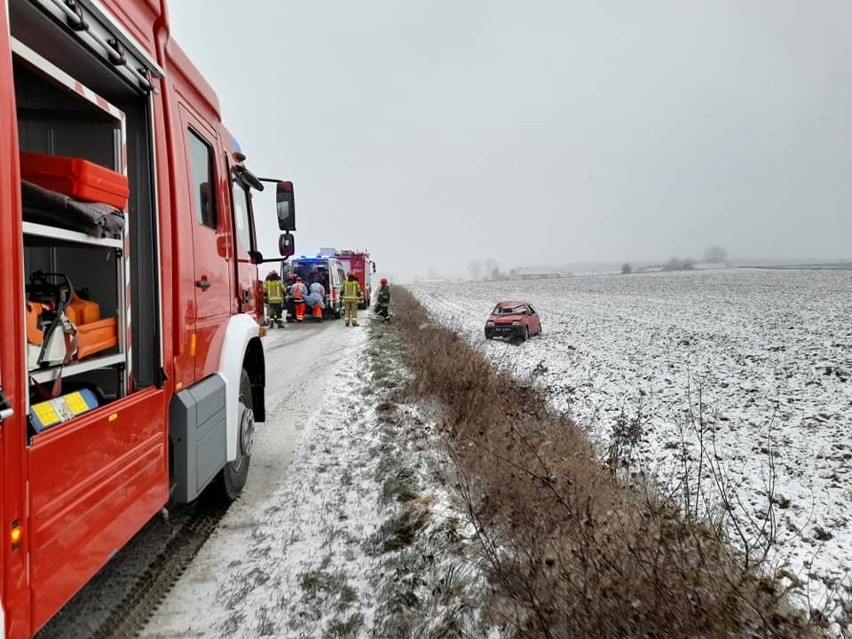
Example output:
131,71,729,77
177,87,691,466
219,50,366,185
169,1,852,281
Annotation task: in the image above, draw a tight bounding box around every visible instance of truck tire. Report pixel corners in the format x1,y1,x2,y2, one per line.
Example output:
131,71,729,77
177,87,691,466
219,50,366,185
213,370,253,502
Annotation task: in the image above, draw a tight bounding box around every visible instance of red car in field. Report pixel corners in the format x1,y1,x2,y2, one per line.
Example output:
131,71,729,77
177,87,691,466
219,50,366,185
484,301,542,342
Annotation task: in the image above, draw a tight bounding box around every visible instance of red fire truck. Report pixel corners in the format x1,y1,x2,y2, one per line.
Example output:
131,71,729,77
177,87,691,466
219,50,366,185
0,1,295,636
335,250,376,309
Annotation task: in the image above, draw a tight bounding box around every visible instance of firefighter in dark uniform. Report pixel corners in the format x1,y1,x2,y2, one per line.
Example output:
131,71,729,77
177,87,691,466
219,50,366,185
375,277,391,322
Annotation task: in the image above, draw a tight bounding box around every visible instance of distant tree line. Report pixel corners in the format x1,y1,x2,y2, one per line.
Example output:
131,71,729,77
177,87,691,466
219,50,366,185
468,259,507,281
703,245,729,263
662,257,696,271
469,246,730,280
621,246,730,275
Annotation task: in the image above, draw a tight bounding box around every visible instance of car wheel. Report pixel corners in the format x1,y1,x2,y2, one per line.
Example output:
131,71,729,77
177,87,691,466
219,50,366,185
523,327,529,341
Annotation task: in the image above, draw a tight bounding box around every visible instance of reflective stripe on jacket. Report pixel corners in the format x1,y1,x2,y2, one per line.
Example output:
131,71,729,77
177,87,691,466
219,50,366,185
264,279,284,303
342,279,361,301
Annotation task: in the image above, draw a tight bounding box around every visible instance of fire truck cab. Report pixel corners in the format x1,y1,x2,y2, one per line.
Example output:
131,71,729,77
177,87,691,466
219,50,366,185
0,1,294,636
335,250,376,309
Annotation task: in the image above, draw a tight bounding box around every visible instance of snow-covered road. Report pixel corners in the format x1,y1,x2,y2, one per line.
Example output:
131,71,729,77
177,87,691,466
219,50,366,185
142,320,365,637
236,321,350,510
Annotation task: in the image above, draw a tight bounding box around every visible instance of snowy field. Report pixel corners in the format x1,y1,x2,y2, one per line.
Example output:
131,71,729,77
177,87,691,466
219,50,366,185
411,268,852,623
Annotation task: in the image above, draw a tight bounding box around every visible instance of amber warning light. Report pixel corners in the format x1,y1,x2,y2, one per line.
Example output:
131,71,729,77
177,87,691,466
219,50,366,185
11,520,22,550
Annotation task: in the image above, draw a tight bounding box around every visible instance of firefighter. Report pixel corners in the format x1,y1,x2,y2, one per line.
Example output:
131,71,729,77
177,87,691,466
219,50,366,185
375,277,391,322
263,270,285,327
342,271,362,326
289,275,308,322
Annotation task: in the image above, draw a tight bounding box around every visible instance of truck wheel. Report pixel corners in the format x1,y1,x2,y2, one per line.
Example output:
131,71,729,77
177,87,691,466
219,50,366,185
214,370,253,502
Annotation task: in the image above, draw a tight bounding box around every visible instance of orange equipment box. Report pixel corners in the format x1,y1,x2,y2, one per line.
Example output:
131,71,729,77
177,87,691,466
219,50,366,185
75,318,118,359
20,152,129,210
66,295,101,326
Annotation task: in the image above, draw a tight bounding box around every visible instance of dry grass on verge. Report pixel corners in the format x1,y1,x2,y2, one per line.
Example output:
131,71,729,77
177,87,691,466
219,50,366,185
391,287,824,639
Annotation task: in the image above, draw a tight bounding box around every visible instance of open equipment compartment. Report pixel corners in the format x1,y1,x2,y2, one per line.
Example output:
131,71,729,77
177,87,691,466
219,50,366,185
12,40,132,432
10,0,165,439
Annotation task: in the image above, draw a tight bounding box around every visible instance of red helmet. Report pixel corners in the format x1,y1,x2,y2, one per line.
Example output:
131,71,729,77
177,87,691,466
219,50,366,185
380,278,388,285
268,269,278,277
287,273,296,280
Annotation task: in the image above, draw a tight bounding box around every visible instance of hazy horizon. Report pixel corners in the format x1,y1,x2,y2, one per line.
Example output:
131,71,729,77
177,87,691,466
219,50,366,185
405,255,852,283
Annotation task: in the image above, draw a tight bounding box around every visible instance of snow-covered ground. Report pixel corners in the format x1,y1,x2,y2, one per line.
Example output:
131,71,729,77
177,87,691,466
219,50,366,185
411,268,852,624
142,319,496,639
44,269,849,636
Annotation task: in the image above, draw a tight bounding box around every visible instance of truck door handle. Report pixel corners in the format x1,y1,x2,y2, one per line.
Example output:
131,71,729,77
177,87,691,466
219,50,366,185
195,277,211,290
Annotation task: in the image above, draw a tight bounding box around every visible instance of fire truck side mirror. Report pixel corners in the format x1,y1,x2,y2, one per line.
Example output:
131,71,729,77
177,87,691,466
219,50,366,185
279,231,295,258
276,181,296,231
372,261,377,273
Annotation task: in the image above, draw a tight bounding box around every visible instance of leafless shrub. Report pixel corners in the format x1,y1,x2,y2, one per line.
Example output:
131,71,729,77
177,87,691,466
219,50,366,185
657,377,782,575
604,401,644,474
390,286,826,638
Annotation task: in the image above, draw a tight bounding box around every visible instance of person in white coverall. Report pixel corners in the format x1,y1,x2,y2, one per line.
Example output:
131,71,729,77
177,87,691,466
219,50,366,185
307,278,325,321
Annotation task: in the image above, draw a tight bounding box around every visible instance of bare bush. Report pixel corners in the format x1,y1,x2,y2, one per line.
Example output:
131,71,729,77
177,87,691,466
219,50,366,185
604,402,644,474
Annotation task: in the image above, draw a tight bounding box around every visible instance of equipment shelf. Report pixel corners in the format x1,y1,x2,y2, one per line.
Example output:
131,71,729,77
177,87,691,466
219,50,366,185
22,222,123,249
29,353,125,384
